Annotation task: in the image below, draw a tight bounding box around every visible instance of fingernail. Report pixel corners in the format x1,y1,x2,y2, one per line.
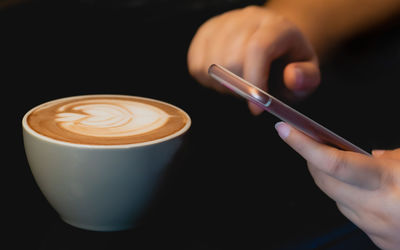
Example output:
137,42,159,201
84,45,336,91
275,122,290,139
372,150,385,157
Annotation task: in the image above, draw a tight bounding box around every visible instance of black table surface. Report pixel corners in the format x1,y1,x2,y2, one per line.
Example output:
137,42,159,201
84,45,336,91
3,1,400,249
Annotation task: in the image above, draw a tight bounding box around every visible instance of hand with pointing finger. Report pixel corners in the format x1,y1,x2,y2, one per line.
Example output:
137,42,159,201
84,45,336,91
275,122,400,250
187,1,400,249
187,6,320,115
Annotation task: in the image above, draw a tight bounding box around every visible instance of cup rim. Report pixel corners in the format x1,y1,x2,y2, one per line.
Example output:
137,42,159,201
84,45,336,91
22,94,191,149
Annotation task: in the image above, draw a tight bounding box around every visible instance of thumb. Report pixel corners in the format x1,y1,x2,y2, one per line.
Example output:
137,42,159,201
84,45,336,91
283,61,321,98
275,122,382,190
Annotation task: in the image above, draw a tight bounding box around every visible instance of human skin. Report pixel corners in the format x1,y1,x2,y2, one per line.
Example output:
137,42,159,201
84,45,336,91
187,0,400,114
275,122,400,250
188,1,400,249
187,6,320,115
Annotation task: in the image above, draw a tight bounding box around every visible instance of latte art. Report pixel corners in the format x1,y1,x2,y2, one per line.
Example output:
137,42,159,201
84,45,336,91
27,95,190,145
55,100,170,137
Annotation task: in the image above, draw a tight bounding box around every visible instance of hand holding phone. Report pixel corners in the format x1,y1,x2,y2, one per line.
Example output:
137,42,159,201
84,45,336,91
208,64,369,155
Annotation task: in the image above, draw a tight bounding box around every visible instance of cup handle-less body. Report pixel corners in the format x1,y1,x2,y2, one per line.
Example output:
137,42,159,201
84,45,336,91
208,64,370,156
22,116,185,231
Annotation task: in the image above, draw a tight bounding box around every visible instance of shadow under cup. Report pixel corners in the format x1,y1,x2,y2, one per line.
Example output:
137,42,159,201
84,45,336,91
22,96,191,231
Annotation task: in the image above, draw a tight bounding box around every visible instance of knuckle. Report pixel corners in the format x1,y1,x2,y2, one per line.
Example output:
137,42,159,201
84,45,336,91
222,57,242,74
187,60,209,85
247,35,271,55
308,164,327,189
187,59,201,77
325,149,346,176
312,173,326,190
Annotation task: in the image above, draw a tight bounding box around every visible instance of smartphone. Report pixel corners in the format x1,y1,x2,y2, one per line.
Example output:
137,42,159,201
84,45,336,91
208,64,369,155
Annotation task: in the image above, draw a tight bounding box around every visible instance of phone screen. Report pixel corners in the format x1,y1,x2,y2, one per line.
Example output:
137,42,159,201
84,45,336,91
208,64,369,155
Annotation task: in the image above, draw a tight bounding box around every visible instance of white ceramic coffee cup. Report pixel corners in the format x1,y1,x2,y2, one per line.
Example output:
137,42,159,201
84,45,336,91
22,96,191,231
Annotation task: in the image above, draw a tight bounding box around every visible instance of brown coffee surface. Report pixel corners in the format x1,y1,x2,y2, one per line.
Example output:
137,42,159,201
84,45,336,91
27,95,189,145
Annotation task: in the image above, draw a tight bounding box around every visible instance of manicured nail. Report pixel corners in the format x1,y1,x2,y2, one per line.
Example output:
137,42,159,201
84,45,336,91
275,122,290,139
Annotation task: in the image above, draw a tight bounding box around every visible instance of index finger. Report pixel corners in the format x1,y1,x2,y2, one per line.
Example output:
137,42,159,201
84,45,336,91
275,122,381,190
243,25,319,115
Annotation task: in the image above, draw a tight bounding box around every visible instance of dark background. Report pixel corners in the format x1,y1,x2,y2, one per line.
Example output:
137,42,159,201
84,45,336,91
3,0,400,249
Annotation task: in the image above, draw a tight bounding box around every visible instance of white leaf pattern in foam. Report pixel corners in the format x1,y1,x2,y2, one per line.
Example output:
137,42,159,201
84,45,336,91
56,113,87,122
55,99,170,137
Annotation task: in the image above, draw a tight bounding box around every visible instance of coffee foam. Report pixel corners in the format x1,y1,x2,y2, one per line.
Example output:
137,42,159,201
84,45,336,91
55,99,170,137
27,95,190,145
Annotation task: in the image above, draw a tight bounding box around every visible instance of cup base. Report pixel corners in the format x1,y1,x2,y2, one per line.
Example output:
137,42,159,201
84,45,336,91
61,217,136,232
